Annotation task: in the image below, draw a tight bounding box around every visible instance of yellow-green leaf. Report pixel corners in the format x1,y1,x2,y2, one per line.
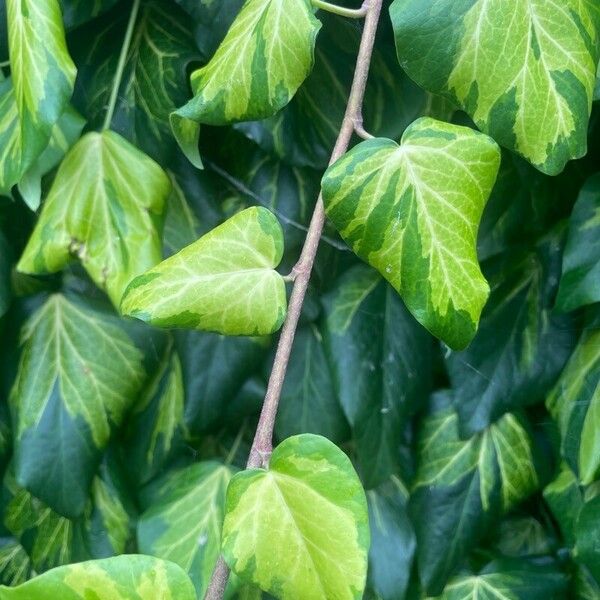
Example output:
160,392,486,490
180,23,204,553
222,434,369,600
0,555,196,599
390,0,600,174
17,130,170,306
6,0,76,182
121,207,287,336
171,0,321,165
322,117,500,350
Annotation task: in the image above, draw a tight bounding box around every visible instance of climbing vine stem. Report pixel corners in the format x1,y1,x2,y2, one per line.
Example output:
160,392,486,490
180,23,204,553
204,0,384,597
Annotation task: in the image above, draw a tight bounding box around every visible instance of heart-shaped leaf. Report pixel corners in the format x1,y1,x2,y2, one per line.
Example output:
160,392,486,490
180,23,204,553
390,0,600,174
322,117,500,350
0,555,196,599
121,207,287,336
17,130,170,306
222,434,369,599
171,0,321,166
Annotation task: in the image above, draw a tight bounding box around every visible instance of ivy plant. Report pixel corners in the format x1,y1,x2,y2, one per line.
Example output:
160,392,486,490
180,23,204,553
0,0,599,599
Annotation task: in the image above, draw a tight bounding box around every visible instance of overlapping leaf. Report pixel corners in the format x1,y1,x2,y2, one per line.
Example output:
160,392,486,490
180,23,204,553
390,0,600,174
411,396,538,594
0,539,34,587
222,434,369,599
5,0,76,184
17,130,170,306
0,554,196,599
322,265,431,487
575,495,600,583
172,0,322,165
121,207,287,336
237,12,426,169
138,462,233,597
322,117,500,350
72,1,198,163
163,174,201,257
446,235,576,435
9,294,146,517
0,229,11,317
556,174,600,311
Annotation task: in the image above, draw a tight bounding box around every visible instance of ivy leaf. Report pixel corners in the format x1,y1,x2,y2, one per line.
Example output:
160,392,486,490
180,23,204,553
2,468,130,572
17,106,85,211
121,337,186,487
437,558,568,599
6,0,76,178
236,12,426,170
446,236,576,435
72,1,199,164
121,207,287,336
366,478,415,600
575,496,600,583
322,117,500,350
0,539,34,586
322,265,431,488
171,0,322,164
546,313,600,485
138,462,233,598
556,174,600,312
0,554,196,599
390,0,600,174
275,325,348,443
175,330,269,437
17,130,170,307
222,434,369,599
411,397,538,594
9,294,146,517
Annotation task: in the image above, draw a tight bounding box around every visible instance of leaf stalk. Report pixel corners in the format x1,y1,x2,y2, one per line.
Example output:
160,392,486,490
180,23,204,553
311,0,368,19
102,0,141,131
203,0,384,596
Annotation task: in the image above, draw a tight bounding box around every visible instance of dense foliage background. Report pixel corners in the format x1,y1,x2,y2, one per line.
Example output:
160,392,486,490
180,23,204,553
0,0,599,598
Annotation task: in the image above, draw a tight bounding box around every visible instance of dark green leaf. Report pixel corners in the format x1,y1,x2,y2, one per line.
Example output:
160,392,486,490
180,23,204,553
446,234,576,435
0,539,34,586
322,265,431,487
175,330,269,437
575,495,600,583
60,0,119,29
275,325,349,443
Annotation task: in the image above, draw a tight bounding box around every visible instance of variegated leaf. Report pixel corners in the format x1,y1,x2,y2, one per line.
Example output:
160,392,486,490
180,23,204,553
6,0,76,183
138,462,233,597
390,0,600,174
222,434,369,600
171,0,321,166
411,397,538,594
9,294,146,517
322,117,500,350
17,130,170,306
0,555,196,599
121,207,287,336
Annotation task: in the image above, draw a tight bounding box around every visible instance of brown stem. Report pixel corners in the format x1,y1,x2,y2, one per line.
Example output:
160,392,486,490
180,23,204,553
204,1,384,597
